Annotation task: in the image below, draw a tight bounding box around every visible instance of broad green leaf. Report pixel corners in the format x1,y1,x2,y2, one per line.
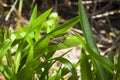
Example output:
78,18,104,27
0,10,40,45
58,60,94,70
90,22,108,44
54,57,78,80
80,49,93,80
0,39,12,60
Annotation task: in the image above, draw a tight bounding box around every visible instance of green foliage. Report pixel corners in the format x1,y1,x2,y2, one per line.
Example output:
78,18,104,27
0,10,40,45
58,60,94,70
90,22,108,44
0,5,79,80
0,0,120,80
78,0,118,80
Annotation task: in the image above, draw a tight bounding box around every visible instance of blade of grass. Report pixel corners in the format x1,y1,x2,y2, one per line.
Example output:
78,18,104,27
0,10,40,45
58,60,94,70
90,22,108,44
78,0,99,54
6,51,14,71
25,8,52,37
0,39,12,60
16,65,33,80
25,37,34,65
14,40,27,73
29,5,37,25
54,57,78,80
76,34,114,74
0,61,16,80
34,34,51,59
75,34,113,80
50,16,79,37
80,49,93,80
103,52,114,80
78,0,114,78
55,66,62,80
115,52,120,80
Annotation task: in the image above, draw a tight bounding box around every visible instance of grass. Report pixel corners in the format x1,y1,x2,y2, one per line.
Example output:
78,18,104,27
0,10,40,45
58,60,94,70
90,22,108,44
0,0,119,80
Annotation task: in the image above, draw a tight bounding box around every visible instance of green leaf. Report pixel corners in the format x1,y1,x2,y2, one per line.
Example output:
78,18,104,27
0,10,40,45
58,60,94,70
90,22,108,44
14,49,21,74
25,8,52,37
14,40,27,73
78,1,114,79
54,57,78,80
58,35,80,49
80,49,93,80
0,39,12,60
0,61,16,80
106,52,114,80
6,51,14,70
0,27,8,43
39,62,53,80
55,67,62,80
25,37,34,64
16,65,33,80
49,16,79,37
46,35,80,59
34,34,51,58
115,51,120,80
12,30,26,39
78,0,99,54
48,35,80,51
76,35,114,74
29,5,37,25
34,16,79,59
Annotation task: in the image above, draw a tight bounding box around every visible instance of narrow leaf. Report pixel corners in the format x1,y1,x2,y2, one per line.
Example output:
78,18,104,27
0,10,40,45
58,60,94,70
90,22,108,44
25,8,52,37
50,16,79,37
29,5,37,24
0,39,12,60
34,34,51,58
78,0,99,54
54,57,78,80
80,49,93,80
